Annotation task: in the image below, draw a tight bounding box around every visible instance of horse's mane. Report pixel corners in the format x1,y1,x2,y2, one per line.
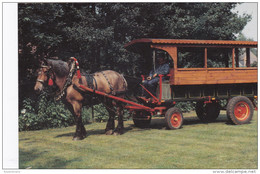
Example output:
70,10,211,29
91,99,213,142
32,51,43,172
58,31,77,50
47,59,69,78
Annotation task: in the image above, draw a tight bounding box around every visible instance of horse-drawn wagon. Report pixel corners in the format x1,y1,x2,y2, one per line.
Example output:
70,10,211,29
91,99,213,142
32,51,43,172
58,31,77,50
124,39,257,128
34,38,257,140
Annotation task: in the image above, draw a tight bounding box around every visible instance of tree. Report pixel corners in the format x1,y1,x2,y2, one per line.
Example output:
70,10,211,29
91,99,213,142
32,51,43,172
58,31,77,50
18,2,251,112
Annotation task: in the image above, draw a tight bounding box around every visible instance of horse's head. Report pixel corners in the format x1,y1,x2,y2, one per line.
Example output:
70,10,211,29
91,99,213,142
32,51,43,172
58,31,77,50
34,62,53,93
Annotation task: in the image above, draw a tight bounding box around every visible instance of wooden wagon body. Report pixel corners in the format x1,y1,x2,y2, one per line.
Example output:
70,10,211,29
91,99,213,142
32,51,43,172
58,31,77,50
125,39,257,101
124,39,257,127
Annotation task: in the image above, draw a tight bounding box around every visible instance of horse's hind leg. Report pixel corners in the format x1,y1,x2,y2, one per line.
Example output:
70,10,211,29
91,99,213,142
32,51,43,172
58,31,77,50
113,103,124,136
105,100,115,135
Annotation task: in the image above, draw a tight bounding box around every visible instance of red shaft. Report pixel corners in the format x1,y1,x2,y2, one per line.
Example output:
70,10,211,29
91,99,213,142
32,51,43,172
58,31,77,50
78,85,152,111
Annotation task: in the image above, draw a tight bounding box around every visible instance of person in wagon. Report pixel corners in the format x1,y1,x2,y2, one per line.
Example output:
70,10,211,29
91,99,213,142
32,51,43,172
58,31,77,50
142,54,170,97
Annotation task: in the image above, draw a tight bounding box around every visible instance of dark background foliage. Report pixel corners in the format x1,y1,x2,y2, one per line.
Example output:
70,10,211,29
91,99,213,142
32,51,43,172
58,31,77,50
18,3,251,131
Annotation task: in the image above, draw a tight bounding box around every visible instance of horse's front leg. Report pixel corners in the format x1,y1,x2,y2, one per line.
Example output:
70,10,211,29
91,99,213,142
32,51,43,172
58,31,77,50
113,103,124,136
70,101,86,140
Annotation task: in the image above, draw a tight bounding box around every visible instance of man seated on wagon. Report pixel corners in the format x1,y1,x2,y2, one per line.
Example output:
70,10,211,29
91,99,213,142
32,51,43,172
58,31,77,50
142,54,170,97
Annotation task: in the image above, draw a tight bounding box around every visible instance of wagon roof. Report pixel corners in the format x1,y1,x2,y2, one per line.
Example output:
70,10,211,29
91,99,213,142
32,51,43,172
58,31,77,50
124,38,257,53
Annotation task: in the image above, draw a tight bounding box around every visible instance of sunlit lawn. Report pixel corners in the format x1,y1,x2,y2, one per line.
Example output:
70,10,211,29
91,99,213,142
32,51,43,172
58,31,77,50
19,111,257,169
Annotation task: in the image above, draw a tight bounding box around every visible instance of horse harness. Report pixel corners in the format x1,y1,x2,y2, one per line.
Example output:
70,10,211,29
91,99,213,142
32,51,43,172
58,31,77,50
40,58,123,103
56,61,99,101
72,73,98,99
100,71,115,95
56,60,116,100
55,60,77,100
37,65,54,85
72,71,115,97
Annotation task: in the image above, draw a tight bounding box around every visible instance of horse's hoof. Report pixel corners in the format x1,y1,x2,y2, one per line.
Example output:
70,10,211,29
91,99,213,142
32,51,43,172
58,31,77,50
105,130,113,135
72,136,84,141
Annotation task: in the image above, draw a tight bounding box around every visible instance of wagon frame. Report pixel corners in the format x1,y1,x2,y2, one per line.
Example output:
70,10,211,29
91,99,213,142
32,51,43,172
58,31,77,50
123,38,257,128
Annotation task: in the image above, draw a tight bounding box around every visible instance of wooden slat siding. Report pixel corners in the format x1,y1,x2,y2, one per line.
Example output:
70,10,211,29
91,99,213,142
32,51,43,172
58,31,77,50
175,70,257,78
172,68,257,85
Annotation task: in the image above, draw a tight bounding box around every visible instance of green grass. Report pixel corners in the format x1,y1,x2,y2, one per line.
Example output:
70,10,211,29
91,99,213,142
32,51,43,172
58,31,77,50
19,111,257,169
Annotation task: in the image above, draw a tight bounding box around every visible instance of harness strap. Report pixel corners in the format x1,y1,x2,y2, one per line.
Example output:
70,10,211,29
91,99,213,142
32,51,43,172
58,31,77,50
86,74,94,89
37,79,44,84
73,84,88,97
93,76,98,90
100,71,114,95
55,58,78,100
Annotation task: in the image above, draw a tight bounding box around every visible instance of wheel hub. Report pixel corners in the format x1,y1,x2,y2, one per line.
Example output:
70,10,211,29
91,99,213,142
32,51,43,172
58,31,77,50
170,113,181,128
234,102,250,121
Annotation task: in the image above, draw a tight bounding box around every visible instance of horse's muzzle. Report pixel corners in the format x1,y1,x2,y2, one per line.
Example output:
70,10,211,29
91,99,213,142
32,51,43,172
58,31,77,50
34,82,43,94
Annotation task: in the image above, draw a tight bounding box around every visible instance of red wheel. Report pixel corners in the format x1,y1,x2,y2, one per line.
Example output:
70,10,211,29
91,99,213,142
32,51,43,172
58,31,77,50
227,96,254,125
165,107,183,129
170,112,182,128
234,101,250,121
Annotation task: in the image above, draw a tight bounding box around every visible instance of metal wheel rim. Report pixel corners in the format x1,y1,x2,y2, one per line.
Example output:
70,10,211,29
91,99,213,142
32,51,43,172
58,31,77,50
170,112,182,128
234,101,250,121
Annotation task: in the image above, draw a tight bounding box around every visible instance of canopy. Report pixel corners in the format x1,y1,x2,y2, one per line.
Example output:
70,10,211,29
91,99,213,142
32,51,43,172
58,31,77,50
124,38,257,53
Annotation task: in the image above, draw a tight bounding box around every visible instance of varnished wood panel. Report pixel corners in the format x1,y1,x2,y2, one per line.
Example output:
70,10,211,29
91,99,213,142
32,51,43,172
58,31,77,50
170,68,257,85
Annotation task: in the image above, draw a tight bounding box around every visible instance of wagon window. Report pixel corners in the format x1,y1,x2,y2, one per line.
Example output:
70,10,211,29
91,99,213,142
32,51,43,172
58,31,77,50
155,50,173,67
251,48,258,67
236,48,258,67
207,48,233,68
177,47,204,68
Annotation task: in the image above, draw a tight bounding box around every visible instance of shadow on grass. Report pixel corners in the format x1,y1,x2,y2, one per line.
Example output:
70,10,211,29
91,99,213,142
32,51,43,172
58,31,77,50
55,114,231,138
55,132,75,138
19,148,45,168
20,148,81,169
184,114,229,126
131,114,230,131
55,125,134,138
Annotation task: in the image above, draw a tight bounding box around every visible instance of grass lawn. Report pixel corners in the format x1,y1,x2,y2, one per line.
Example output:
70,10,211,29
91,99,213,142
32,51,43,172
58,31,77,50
19,111,257,169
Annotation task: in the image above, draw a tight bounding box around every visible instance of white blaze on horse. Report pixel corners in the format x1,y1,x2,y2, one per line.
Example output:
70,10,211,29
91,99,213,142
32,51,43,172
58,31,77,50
34,57,128,140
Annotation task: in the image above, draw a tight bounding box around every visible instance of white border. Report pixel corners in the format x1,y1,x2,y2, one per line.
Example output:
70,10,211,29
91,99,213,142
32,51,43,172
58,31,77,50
2,3,19,169
1,1,258,173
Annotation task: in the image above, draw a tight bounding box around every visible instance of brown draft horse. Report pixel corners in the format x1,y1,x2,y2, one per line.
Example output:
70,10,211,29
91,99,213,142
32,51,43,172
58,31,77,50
34,58,128,140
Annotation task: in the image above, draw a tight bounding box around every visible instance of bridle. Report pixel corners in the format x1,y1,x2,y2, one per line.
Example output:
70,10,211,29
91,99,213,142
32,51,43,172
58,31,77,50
36,65,52,85
35,57,80,100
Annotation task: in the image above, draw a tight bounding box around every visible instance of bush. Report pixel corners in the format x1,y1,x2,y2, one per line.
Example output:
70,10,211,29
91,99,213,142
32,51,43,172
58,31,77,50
19,90,94,131
19,91,197,131
92,104,109,122
175,101,195,113
19,90,117,131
